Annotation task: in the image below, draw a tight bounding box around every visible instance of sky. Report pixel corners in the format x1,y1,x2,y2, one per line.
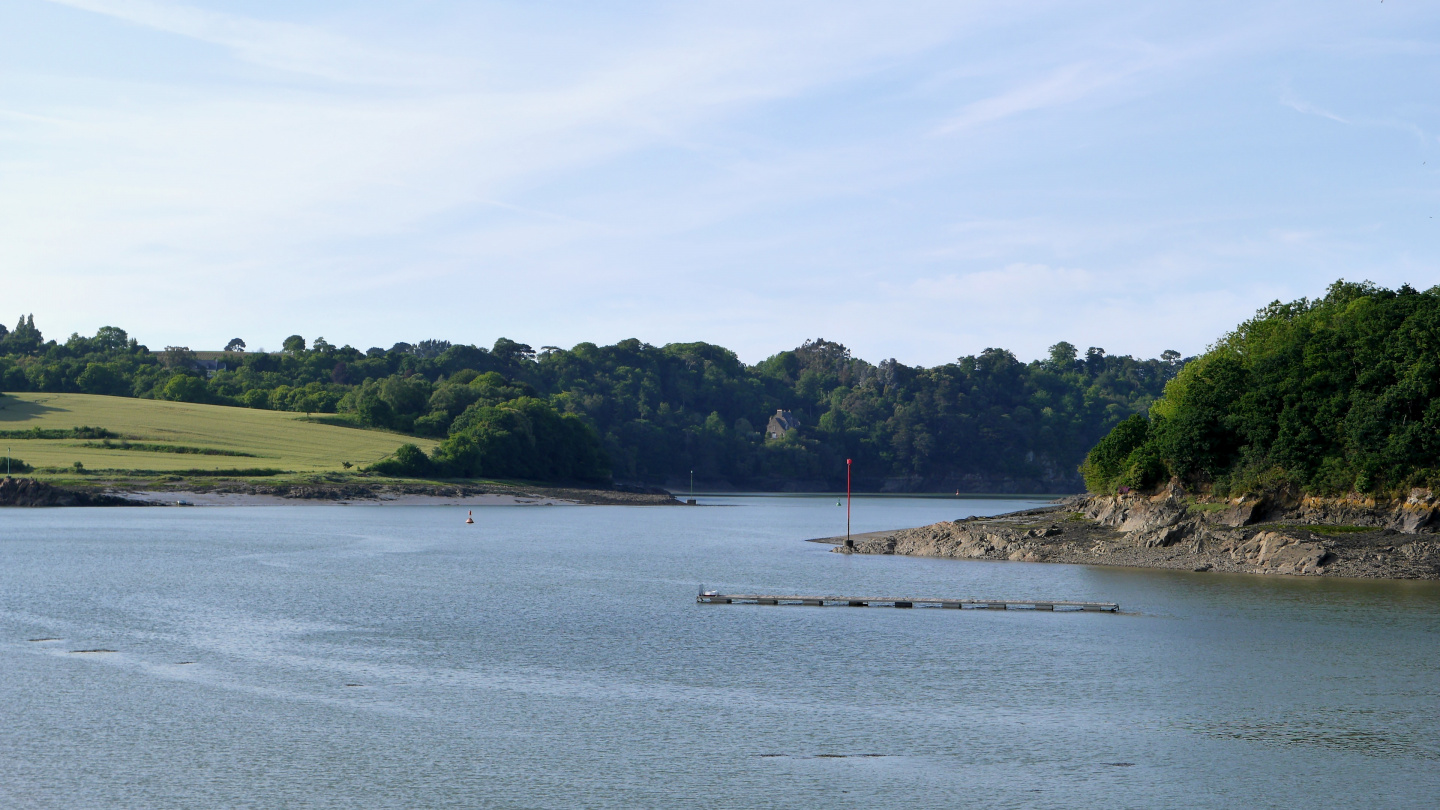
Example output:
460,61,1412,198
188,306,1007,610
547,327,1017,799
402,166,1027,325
1,1,1437,366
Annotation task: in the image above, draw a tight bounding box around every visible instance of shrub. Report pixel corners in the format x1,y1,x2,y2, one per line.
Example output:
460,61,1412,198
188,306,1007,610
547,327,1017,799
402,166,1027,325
369,443,432,477
1081,413,1151,492
432,397,609,483
161,374,210,404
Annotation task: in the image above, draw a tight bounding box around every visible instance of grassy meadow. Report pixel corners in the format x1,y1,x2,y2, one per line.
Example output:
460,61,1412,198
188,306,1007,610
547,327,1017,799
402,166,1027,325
0,392,437,476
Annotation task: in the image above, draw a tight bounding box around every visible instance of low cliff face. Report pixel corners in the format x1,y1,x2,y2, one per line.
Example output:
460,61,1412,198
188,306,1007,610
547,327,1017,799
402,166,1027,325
1087,486,1440,537
831,485,1440,579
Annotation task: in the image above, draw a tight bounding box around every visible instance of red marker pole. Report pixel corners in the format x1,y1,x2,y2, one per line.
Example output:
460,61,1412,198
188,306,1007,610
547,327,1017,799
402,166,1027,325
846,458,852,546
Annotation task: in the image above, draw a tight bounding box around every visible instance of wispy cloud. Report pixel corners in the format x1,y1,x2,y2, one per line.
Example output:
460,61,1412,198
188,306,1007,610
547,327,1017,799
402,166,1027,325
927,28,1230,137
5,1,1440,363
934,62,1124,134
1280,88,1351,124
44,0,431,83
1279,84,1438,147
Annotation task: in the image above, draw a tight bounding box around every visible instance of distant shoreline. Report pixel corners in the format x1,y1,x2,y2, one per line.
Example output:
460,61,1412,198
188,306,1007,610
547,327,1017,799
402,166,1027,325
117,490,580,507
0,476,681,507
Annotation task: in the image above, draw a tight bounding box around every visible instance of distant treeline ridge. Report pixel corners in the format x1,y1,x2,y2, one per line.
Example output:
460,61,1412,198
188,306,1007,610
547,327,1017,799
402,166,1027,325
0,318,1184,489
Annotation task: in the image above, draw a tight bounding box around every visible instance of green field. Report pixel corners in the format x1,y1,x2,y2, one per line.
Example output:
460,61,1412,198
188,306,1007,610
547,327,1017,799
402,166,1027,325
0,393,437,475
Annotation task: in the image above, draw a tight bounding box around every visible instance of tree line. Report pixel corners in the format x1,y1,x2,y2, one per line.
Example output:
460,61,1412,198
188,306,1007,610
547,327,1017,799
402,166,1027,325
0,318,1184,490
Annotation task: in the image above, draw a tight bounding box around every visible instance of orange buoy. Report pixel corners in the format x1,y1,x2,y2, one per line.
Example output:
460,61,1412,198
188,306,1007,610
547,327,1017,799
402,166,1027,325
465,510,474,524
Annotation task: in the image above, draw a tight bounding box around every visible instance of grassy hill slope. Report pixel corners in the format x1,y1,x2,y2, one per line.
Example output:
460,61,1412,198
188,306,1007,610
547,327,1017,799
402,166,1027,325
0,393,437,474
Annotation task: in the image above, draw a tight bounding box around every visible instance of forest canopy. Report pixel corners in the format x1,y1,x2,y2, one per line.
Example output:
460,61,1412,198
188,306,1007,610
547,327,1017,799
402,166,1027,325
0,315,1183,490
1082,281,1440,498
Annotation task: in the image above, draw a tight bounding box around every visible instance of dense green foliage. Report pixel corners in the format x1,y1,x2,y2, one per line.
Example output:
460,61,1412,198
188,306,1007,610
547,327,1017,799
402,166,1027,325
1083,281,1440,497
531,339,1180,490
1079,414,1163,493
0,316,1184,490
375,397,609,483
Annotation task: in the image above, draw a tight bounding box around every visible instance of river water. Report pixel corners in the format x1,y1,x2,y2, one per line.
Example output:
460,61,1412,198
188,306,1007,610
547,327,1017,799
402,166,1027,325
1,495,1437,809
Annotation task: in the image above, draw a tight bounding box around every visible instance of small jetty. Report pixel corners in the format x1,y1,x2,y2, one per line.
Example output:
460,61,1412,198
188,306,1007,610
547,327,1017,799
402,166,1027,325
696,592,1118,612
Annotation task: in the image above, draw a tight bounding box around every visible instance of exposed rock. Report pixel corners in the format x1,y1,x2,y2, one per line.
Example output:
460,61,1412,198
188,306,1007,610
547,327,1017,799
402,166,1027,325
1137,524,1186,548
1208,499,1265,527
1393,489,1440,533
822,492,1440,580
1222,531,1332,575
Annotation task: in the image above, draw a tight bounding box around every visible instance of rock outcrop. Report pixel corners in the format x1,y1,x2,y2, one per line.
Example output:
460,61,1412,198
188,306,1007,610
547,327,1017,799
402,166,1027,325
1221,531,1331,575
827,485,1440,580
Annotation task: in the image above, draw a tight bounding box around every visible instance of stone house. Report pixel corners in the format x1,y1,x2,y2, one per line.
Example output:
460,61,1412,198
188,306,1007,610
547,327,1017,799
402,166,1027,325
766,409,800,439
193,359,228,378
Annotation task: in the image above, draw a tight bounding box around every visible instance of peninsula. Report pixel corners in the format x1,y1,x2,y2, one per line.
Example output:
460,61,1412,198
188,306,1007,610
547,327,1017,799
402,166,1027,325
820,281,1440,581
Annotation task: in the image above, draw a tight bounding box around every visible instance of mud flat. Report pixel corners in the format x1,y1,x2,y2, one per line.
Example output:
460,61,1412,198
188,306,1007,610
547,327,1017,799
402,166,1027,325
813,485,1440,580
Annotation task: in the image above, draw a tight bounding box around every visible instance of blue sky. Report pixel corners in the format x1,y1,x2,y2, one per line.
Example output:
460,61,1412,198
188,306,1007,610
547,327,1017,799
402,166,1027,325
1,1,1437,365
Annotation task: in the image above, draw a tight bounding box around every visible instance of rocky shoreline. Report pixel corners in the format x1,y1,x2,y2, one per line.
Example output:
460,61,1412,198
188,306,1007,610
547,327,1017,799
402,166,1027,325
817,485,1440,580
0,477,148,507
0,476,681,507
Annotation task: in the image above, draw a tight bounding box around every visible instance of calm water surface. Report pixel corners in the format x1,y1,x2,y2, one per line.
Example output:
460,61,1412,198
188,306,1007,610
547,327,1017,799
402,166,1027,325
2,495,1437,809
